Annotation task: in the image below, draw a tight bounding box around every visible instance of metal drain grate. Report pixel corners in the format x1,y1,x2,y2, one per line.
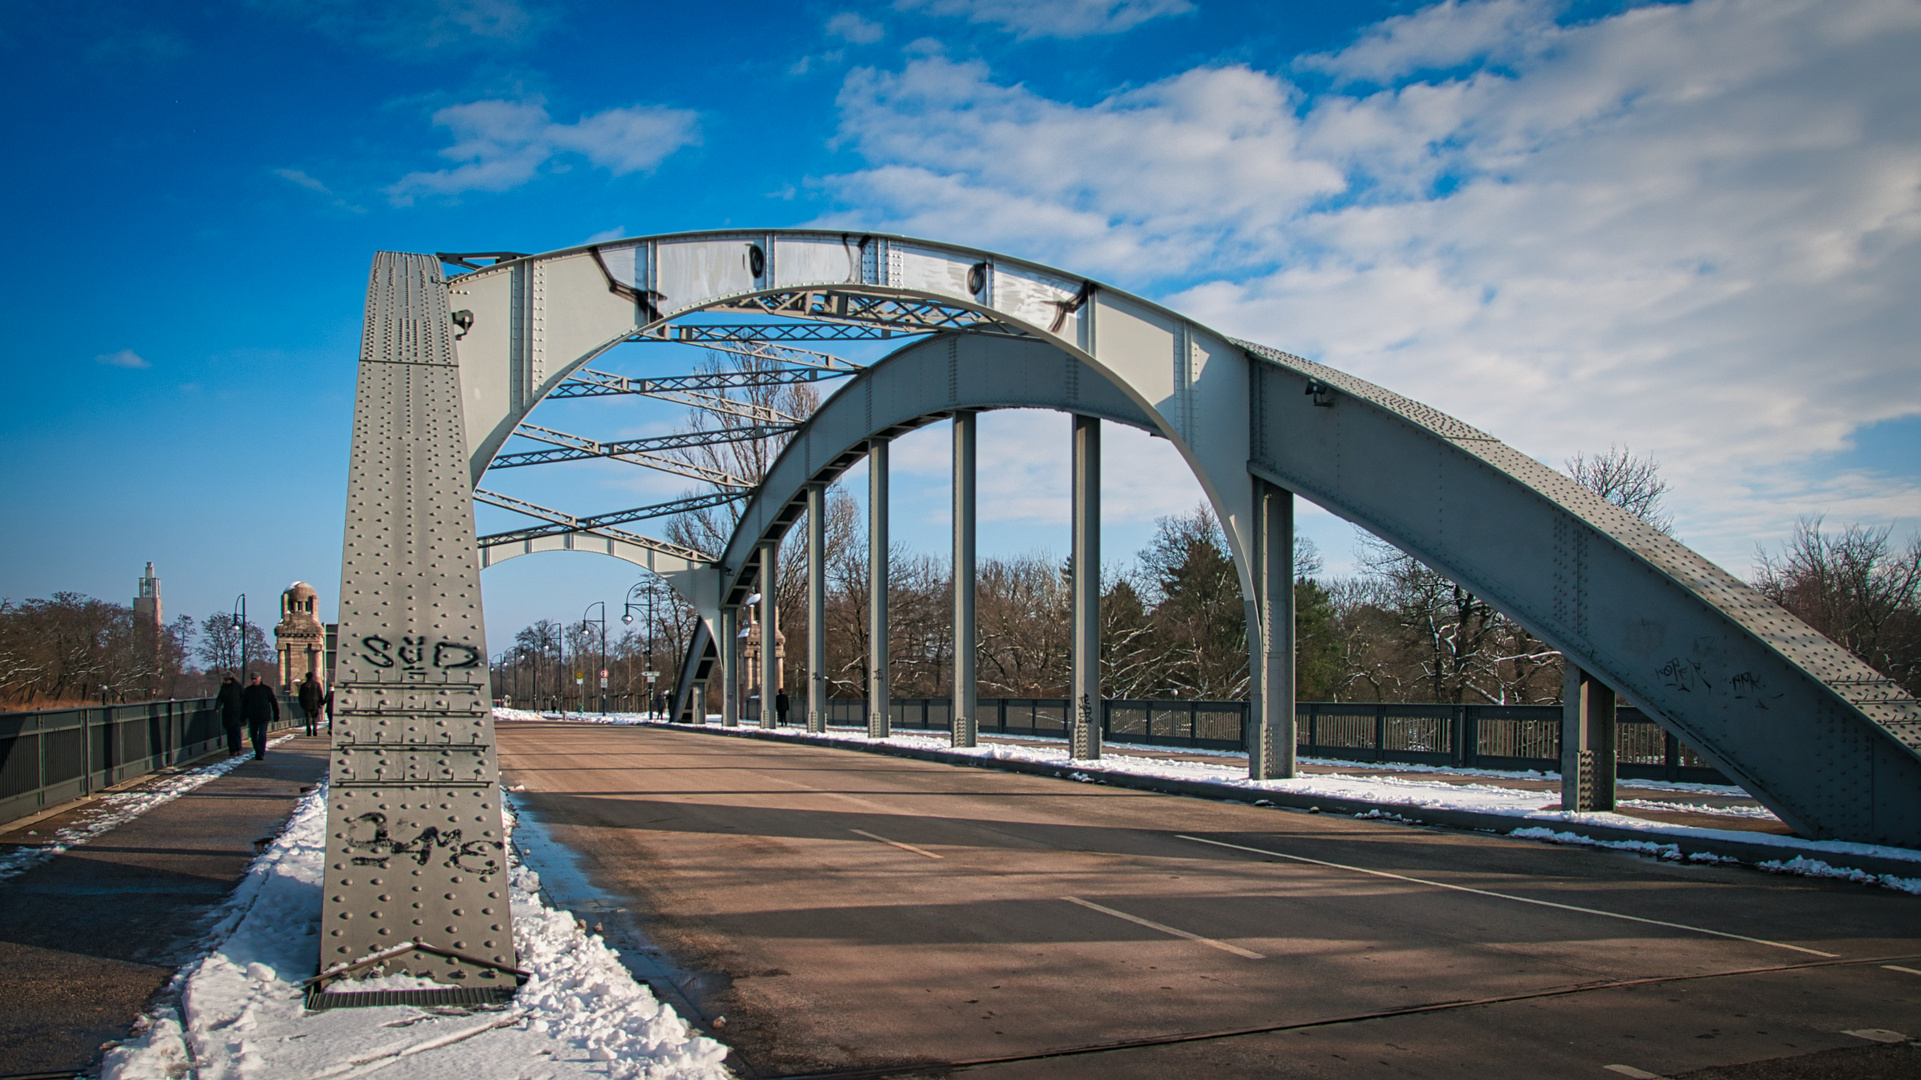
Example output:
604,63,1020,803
304,986,518,1011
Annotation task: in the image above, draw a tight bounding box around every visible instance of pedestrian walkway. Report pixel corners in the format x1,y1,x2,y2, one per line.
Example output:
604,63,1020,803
0,736,330,1077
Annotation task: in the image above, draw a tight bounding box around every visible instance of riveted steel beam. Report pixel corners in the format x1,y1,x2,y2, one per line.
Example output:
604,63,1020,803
639,321,914,343
487,423,793,471
546,365,849,400
323,252,515,994
478,490,747,548
501,424,751,487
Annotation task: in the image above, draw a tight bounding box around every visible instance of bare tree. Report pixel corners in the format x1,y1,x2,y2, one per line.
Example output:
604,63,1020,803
1566,445,1674,534
1754,517,1921,695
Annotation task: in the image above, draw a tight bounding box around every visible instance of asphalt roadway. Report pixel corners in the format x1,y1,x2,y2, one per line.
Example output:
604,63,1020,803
497,721,1921,1080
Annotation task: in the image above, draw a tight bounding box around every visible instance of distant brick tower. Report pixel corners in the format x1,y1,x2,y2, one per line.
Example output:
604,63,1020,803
132,562,163,694
276,582,327,690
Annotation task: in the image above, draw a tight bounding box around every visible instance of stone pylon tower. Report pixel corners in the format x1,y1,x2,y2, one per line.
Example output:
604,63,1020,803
315,252,517,1000
276,582,327,690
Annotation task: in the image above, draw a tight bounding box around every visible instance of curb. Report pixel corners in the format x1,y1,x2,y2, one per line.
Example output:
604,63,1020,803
660,721,1921,881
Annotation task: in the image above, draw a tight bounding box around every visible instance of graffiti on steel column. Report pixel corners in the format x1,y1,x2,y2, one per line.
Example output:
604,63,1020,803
344,812,501,873
359,635,482,675
1654,657,1785,710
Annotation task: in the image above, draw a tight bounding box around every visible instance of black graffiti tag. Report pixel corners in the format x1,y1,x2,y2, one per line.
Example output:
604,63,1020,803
361,636,394,668
433,642,481,669
344,812,501,874
359,635,483,673
1655,656,1712,694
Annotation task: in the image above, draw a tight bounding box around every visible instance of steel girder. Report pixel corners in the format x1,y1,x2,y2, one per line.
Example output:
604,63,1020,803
322,253,517,991
365,229,1913,887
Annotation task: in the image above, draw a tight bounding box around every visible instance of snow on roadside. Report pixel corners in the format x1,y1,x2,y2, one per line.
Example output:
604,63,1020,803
0,734,298,884
101,779,731,1080
608,716,1921,896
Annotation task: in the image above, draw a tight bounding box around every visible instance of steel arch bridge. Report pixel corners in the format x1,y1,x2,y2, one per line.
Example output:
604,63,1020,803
318,231,1921,994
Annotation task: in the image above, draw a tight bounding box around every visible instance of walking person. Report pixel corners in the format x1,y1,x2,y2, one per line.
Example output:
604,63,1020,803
241,673,279,760
216,675,245,757
297,671,324,737
775,686,790,727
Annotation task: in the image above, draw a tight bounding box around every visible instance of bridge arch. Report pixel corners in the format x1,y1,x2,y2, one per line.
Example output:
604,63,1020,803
319,233,1921,992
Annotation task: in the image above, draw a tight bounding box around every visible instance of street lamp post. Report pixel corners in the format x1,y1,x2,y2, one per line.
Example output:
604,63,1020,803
231,594,247,679
584,601,607,716
624,579,662,718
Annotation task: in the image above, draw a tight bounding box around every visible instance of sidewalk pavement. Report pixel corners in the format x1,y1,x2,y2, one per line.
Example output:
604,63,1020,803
0,736,330,1078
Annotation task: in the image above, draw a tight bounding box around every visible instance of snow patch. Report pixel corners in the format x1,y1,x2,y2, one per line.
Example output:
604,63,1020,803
102,778,731,1080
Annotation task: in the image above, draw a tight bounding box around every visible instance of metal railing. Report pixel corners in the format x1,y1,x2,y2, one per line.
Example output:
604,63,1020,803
0,694,309,828
800,697,1729,784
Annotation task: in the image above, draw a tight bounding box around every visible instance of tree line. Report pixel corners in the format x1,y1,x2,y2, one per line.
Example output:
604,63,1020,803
0,599,276,710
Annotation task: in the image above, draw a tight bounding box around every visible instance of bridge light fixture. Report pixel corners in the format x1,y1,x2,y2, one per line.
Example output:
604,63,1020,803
1305,380,1335,407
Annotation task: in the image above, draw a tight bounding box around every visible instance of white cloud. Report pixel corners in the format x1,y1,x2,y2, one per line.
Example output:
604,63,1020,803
96,349,150,369
822,0,1921,573
895,0,1193,39
583,226,627,244
827,11,886,44
1297,0,1561,85
387,99,699,204
274,167,333,194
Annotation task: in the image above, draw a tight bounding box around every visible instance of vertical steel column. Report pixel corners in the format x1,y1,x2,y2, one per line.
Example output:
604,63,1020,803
318,251,514,987
807,483,827,733
691,681,706,725
1561,665,1618,811
952,411,978,748
720,606,739,727
868,439,891,739
759,543,779,730
1070,415,1102,760
1251,479,1297,779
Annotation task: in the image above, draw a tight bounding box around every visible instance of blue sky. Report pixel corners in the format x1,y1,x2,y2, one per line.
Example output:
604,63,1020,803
3,0,1917,650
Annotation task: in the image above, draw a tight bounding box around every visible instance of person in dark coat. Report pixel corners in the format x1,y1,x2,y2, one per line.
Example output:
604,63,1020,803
774,687,790,727
216,675,245,756
241,673,279,759
297,672,324,737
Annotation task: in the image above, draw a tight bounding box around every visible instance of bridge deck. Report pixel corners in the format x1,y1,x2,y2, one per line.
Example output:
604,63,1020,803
0,736,331,1076
499,721,1920,1079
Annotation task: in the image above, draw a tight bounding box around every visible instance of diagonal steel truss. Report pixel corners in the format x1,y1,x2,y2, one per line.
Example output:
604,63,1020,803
545,365,850,400
711,290,1027,336
476,488,747,547
473,489,712,562
489,422,795,470
504,424,752,488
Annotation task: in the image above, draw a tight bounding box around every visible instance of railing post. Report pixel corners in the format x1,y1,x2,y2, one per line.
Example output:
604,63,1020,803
952,410,978,748
807,482,828,734
720,605,739,727
1069,414,1101,760
868,438,891,739
1374,704,1387,761
1249,478,1296,779
759,542,779,732
1561,666,1619,811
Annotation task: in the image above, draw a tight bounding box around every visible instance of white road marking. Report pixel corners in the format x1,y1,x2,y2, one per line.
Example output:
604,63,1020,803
1603,1066,1664,1078
850,828,943,859
1883,964,1921,977
1062,895,1265,959
1177,835,1839,958
1842,1028,1910,1044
